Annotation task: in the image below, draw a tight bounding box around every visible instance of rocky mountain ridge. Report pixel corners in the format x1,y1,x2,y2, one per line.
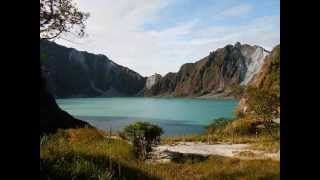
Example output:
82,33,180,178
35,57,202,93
40,40,146,98
41,41,273,99
236,44,280,115
144,42,270,97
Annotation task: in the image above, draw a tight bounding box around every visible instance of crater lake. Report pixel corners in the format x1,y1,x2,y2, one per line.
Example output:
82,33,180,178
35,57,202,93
57,97,238,136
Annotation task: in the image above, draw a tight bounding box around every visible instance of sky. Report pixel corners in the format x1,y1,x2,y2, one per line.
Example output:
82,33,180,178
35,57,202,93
56,0,280,77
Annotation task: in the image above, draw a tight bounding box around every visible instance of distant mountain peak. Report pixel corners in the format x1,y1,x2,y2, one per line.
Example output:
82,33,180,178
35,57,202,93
40,40,146,98
144,43,271,97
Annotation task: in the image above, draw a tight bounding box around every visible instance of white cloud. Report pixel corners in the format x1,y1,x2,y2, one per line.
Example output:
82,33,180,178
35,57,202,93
219,4,253,17
56,1,279,77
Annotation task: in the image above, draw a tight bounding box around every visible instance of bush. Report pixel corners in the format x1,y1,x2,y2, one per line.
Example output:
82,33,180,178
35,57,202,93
245,86,280,139
122,122,163,159
223,118,257,136
206,118,230,135
246,86,279,120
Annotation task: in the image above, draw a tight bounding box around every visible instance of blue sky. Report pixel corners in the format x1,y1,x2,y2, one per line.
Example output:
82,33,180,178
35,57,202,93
57,0,280,76
143,0,279,30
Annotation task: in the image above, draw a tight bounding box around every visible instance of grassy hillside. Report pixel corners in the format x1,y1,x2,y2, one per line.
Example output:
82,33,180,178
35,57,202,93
40,128,279,180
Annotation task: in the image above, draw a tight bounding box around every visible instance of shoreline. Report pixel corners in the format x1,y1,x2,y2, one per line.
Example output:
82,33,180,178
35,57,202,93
149,141,280,163
55,93,236,100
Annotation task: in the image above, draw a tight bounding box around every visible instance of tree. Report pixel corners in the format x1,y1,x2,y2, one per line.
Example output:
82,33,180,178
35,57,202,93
40,0,89,40
40,0,90,135
40,0,89,82
246,86,280,138
123,122,163,160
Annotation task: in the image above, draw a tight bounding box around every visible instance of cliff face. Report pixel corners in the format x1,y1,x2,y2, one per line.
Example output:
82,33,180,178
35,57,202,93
40,40,146,98
145,74,162,89
236,44,280,115
144,42,269,97
249,45,280,95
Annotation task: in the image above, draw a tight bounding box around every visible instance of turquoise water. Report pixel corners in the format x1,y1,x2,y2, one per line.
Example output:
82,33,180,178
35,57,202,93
57,97,238,136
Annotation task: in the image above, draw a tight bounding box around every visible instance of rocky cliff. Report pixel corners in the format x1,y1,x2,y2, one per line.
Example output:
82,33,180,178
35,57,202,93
249,45,280,94
144,42,269,97
236,44,280,115
40,40,146,98
145,73,162,89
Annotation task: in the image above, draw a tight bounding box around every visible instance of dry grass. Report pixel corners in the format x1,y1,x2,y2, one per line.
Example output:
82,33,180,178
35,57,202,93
148,156,279,180
250,140,280,153
40,128,279,180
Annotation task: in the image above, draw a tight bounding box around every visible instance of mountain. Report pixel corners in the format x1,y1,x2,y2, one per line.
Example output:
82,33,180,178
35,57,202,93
40,40,146,98
236,44,280,115
40,67,90,135
145,73,162,89
144,42,269,97
249,45,280,95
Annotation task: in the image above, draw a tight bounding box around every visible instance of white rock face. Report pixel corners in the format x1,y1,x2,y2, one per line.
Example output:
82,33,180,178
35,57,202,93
240,46,269,85
146,74,162,89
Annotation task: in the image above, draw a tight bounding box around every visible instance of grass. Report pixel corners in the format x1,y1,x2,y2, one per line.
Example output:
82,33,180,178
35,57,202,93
40,127,280,180
161,117,280,154
151,156,279,180
250,140,280,153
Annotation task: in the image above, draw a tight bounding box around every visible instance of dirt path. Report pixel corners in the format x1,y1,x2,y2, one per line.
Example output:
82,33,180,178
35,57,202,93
149,142,279,163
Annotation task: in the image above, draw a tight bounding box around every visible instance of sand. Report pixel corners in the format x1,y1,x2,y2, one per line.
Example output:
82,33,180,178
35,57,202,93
150,142,279,163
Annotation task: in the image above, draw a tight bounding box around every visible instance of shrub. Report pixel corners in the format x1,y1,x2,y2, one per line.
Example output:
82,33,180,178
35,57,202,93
206,118,230,135
223,118,256,136
245,86,280,139
122,122,163,159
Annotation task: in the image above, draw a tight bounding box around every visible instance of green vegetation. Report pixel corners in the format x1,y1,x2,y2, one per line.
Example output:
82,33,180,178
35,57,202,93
205,117,229,134
261,45,280,98
245,86,280,139
41,128,279,180
40,0,89,40
122,122,163,160
163,118,279,152
230,84,246,99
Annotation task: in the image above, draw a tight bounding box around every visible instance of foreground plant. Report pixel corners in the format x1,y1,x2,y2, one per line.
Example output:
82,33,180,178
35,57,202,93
40,128,279,180
122,122,163,160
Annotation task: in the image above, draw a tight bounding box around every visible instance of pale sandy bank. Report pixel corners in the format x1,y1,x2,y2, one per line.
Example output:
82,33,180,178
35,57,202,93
149,142,279,163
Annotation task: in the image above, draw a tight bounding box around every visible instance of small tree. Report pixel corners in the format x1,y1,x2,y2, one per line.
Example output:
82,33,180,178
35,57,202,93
246,86,280,138
123,122,163,160
40,0,89,40
40,0,89,78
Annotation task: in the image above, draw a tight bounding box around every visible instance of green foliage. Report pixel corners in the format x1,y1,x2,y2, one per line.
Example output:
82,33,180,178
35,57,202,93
206,118,230,134
261,45,280,98
206,117,261,137
123,122,163,143
230,84,245,99
246,86,279,120
223,118,257,136
41,128,279,180
123,122,163,159
40,128,152,180
244,86,280,139
40,0,89,40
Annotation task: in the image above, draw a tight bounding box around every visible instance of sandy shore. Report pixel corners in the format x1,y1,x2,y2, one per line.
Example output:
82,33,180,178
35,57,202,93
150,142,279,163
